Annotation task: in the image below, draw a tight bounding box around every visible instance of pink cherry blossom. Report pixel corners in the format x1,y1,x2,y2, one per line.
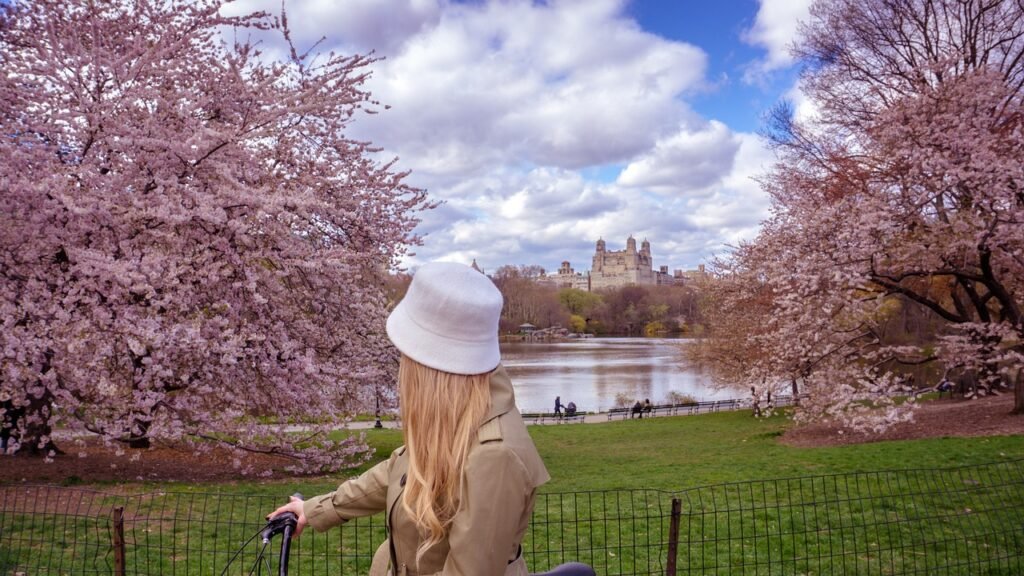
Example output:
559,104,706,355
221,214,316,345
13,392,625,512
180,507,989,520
694,0,1024,430
0,0,432,473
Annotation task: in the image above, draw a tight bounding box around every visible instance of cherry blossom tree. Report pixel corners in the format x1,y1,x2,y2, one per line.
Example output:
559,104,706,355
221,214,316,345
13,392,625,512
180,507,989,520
687,250,790,404
0,0,432,471
700,0,1024,428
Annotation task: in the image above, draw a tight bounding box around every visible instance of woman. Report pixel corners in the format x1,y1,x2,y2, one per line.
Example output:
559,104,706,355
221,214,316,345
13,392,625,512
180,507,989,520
269,261,549,575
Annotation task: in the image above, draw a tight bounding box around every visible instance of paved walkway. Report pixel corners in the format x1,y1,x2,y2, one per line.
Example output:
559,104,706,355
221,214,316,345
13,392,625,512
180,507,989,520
53,400,766,440
342,411,608,430
260,407,618,430
346,407,749,429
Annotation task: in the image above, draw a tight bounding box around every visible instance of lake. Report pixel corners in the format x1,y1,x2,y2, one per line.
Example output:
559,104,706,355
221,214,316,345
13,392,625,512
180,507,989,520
500,337,739,413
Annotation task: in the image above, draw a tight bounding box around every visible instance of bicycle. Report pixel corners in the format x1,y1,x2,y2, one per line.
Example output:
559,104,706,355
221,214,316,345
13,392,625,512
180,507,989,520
220,493,303,576
226,494,596,576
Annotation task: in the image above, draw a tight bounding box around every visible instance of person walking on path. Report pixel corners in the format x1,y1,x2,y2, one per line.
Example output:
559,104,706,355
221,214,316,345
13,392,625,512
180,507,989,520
268,262,549,576
554,396,563,419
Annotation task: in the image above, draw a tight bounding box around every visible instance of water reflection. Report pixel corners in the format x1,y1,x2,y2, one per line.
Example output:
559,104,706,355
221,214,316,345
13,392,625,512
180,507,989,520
500,337,737,413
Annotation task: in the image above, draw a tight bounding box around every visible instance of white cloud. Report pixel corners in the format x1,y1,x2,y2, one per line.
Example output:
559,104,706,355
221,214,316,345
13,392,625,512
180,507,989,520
741,0,813,80
221,0,779,273
616,121,741,196
352,0,708,177
405,130,774,273
226,0,442,57
784,79,819,124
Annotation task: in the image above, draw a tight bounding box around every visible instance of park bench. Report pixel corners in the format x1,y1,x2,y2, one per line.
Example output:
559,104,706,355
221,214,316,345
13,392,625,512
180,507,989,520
608,402,696,420
647,403,674,417
521,412,586,425
606,407,630,421
715,398,738,411
692,400,720,414
608,401,711,420
604,394,806,421
773,394,796,407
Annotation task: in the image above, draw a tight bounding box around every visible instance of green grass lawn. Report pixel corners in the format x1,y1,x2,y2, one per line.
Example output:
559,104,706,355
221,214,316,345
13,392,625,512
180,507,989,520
529,410,1024,492
315,409,1024,495
3,407,1023,575
33,406,1023,495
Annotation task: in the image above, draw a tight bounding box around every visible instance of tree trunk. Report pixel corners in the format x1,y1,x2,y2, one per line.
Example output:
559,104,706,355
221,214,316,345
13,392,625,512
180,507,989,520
128,437,151,449
20,390,63,456
127,418,152,449
20,352,64,456
960,370,978,399
1013,370,1024,415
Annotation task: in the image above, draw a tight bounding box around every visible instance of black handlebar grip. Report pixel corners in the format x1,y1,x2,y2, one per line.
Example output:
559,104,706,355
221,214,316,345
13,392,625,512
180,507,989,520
261,493,303,543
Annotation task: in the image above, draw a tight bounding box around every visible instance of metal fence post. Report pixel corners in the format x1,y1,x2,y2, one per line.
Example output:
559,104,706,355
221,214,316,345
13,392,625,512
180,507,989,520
666,498,681,576
112,506,126,576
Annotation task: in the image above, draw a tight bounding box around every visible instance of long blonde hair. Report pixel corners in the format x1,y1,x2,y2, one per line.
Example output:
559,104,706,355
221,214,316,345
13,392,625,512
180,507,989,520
398,354,492,557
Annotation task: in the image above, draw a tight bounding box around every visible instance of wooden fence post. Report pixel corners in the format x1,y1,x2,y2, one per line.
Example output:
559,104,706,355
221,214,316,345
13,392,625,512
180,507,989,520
666,498,681,576
112,506,126,576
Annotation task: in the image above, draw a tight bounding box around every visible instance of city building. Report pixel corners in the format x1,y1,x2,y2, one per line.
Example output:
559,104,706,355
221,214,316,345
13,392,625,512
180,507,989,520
495,236,697,292
589,236,681,291
537,260,591,291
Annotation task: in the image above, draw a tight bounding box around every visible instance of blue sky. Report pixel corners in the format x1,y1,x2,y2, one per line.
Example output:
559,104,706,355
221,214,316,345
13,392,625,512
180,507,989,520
226,0,814,274
630,0,786,131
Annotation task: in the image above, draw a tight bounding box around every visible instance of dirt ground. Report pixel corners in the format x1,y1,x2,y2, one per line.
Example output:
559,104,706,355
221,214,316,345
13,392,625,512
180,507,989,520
780,392,1024,447
0,395,1021,484
0,439,301,484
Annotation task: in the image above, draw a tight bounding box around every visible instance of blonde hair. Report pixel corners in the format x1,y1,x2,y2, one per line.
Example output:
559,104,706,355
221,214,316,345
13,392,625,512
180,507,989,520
398,354,492,559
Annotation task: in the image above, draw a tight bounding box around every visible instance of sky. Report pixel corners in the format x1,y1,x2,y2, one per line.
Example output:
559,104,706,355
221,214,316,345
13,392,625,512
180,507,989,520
227,0,815,274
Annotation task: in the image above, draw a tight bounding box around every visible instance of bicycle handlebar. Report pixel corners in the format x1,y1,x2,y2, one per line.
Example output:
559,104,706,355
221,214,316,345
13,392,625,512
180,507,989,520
261,493,303,576
260,511,298,544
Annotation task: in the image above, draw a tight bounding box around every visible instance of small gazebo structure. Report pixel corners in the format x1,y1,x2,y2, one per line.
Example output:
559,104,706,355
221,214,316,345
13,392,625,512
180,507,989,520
518,323,537,334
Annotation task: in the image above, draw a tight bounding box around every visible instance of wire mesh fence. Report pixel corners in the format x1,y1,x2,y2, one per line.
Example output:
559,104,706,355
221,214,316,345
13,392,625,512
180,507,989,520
529,489,674,575
674,459,1024,576
1,459,1022,575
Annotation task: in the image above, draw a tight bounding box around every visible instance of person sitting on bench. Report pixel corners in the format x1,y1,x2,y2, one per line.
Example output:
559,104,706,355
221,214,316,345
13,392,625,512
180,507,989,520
936,379,954,398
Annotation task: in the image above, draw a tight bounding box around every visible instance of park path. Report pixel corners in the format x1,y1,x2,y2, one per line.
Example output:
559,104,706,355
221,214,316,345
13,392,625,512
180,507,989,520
51,399,761,440
342,411,609,430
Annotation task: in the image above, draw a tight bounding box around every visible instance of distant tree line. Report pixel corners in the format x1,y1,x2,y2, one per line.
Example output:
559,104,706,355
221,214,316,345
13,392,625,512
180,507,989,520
384,264,703,336
489,265,702,336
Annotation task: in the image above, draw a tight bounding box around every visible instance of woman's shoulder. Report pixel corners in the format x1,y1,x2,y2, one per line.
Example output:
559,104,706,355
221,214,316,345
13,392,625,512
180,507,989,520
476,409,533,446
471,411,549,487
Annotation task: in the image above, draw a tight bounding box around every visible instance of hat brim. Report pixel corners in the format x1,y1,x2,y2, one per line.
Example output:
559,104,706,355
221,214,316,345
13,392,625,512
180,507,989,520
386,299,501,376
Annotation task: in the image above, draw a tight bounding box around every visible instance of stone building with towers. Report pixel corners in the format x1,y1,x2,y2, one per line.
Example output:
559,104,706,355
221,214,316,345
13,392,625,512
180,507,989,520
528,236,690,292
591,236,655,290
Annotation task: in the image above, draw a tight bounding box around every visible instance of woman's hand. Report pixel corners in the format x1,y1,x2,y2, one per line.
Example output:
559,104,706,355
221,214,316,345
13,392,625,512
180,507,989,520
266,495,309,538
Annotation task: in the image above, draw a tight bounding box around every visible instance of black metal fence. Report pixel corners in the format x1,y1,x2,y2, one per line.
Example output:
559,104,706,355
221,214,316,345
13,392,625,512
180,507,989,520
2,459,1023,575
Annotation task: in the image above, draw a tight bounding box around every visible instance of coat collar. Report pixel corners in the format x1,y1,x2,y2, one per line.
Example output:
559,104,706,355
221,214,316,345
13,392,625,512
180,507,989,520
483,364,517,424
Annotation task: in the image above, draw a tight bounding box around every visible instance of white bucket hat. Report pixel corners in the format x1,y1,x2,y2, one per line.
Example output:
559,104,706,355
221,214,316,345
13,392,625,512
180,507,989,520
386,261,503,375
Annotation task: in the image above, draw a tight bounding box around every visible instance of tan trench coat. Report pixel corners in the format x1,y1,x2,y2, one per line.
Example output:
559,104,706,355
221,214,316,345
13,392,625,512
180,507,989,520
304,365,550,575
